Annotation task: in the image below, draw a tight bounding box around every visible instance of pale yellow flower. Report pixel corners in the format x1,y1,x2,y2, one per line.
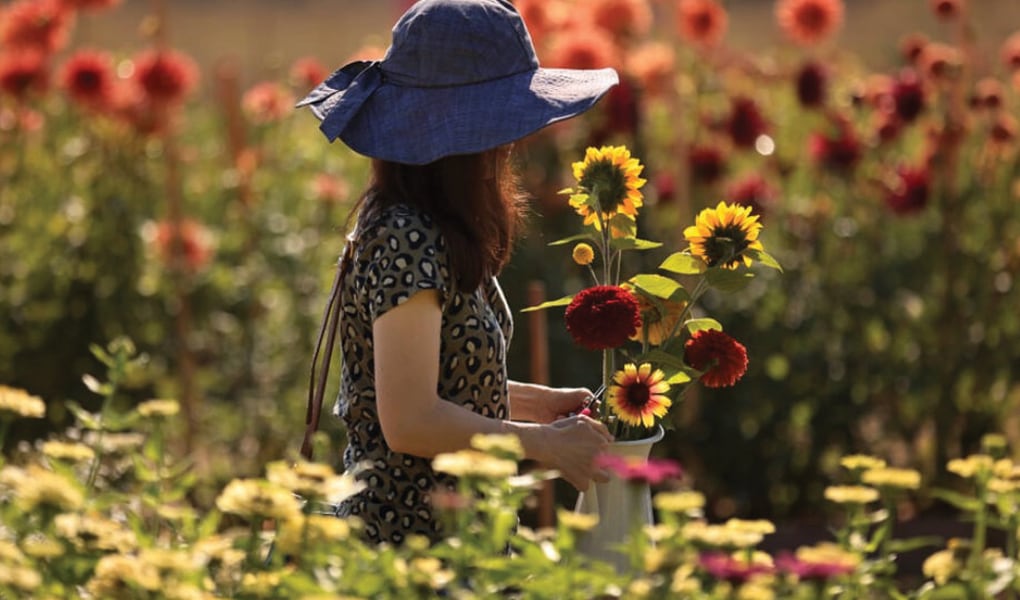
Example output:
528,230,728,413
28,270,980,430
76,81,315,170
654,490,706,514
725,518,776,536
557,508,599,531
432,449,517,479
947,454,995,479
21,536,65,559
140,547,198,574
54,512,139,553
216,479,303,521
266,460,358,501
824,485,880,505
41,440,95,462
470,433,524,460
0,465,84,512
137,398,181,418
671,564,701,594
988,478,1020,494
796,542,861,569
572,243,595,266
0,565,42,591
840,454,887,471
922,549,960,585
683,521,763,548
87,554,162,596
738,582,775,600
993,459,1020,479
0,540,26,563
862,467,922,490
0,385,45,418
276,514,352,555
409,556,455,590
241,571,285,597
85,431,146,453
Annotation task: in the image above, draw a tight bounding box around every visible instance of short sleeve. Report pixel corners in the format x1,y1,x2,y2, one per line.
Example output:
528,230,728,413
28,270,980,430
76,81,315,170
359,208,450,323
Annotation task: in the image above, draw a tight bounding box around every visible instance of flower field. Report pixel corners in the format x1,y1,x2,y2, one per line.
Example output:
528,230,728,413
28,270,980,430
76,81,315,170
3,0,1020,597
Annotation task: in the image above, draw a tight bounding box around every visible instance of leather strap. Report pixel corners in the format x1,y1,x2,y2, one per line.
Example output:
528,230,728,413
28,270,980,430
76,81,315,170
301,243,354,461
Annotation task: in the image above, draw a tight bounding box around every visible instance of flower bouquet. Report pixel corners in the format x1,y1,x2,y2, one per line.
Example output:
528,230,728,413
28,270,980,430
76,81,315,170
526,145,783,442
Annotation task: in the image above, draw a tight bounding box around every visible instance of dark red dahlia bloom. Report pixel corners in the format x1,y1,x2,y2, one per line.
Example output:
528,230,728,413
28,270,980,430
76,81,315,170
727,96,768,149
689,144,727,185
59,49,114,109
892,69,925,123
654,171,676,205
808,117,861,172
699,552,773,583
884,165,930,215
795,61,828,108
0,0,74,54
132,49,199,106
0,51,49,100
565,285,641,351
595,454,683,485
684,329,748,388
726,174,777,219
775,553,856,580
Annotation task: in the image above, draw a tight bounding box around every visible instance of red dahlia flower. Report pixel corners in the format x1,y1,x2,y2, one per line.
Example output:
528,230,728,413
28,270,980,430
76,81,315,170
795,61,828,108
0,51,49,100
565,285,641,351
727,96,768,149
0,0,74,54
891,69,925,123
689,144,727,185
684,329,748,388
131,49,199,106
884,166,930,215
59,49,114,110
808,116,861,172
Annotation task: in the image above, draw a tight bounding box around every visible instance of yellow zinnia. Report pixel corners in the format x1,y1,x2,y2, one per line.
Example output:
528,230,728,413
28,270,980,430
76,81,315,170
567,145,646,234
607,362,672,428
684,201,764,269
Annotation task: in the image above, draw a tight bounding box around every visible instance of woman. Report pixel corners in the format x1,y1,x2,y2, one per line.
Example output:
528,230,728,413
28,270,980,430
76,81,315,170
298,0,618,545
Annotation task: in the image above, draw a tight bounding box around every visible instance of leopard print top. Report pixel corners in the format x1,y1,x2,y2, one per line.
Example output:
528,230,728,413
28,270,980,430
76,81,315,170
332,203,513,545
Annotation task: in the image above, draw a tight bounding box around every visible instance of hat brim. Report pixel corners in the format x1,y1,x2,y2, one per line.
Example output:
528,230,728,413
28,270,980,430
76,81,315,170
306,66,618,165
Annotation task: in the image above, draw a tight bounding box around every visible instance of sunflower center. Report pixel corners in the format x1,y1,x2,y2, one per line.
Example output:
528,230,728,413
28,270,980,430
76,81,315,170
624,382,652,410
704,224,750,267
580,159,628,214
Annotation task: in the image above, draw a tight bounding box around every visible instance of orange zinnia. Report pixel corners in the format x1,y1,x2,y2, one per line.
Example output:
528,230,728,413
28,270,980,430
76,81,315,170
677,0,728,48
775,0,844,47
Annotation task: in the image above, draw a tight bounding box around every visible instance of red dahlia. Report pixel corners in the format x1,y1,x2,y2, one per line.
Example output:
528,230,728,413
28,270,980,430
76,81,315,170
684,329,748,388
689,144,727,185
565,285,641,351
808,116,861,172
0,0,74,54
891,69,925,123
795,61,828,108
131,48,199,106
59,49,114,110
727,96,768,149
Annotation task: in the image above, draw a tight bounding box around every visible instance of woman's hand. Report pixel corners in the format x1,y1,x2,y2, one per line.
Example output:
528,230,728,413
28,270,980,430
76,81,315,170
542,415,614,492
509,382,597,424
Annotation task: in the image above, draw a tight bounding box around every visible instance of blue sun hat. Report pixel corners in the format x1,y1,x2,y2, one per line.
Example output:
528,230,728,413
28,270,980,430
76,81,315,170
296,0,619,165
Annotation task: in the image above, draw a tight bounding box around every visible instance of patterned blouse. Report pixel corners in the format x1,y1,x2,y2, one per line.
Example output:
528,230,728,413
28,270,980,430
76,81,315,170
332,203,513,545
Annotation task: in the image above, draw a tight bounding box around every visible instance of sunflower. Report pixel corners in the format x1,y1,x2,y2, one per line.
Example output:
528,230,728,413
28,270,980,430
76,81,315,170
607,362,671,428
684,201,764,269
568,145,646,233
623,283,687,346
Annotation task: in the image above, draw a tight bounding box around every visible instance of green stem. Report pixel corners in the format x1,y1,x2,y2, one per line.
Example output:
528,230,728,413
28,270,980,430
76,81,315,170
86,391,116,490
969,480,988,571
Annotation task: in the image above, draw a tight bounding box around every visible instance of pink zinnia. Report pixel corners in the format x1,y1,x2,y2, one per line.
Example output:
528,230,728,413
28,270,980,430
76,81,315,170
242,81,295,124
699,552,774,583
151,219,213,273
595,454,683,485
776,552,856,580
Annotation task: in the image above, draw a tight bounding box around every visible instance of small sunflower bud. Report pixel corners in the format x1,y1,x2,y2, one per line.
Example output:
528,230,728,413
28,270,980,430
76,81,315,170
572,243,595,266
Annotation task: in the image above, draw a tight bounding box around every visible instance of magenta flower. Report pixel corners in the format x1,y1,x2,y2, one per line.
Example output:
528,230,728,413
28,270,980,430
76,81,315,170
595,454,683,485
699,552,774,583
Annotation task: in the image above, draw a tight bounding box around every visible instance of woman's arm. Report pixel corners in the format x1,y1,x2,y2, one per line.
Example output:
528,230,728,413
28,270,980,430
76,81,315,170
508,381,593,423
373,289,612,490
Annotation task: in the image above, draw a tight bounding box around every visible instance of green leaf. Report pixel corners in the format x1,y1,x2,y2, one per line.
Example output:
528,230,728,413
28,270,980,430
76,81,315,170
611,237,662,251
608,213,637,238
659,252,706,275
685,318,722,333
745,248,784,272
548,233,597,247
931,488,983,512
82,374,112,396
639,349,688,371
886,536,942,554
665,371,692,385
556,187,574,195
628,274,684,300
65,401,101,430
520,295,574,312
706,268,754,292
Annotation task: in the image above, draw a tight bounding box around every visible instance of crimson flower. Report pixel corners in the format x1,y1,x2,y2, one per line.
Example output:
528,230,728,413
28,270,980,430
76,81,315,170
727,96,768,149
795,61,828,108
726,174,777,220
151,219,213,273
289,56,327,91
590,78,640,146
776,553,856,580
884,166,930,216
132,49,199,106
808,117,861,172
699,552,774,583
0,51,49,100
565,285,641,351
689,144,727,185
1001,32,1020,72
891,69,925,123
929,0,963,21
684,329,748,388
595,454,682,485
0,0,74,54
59,49,114,110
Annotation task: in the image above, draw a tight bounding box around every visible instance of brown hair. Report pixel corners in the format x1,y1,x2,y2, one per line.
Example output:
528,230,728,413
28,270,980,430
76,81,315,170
350,146,525,292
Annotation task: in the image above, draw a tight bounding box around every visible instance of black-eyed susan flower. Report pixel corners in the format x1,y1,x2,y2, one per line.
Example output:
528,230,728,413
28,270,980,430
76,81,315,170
683,201,764,269
567,145,646,233
683,329,748,388
607,362,671,428
572,242,595,266
564,285,642,350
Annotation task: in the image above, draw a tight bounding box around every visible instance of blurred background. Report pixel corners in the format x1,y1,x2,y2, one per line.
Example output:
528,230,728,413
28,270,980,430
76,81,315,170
2,0,1019,532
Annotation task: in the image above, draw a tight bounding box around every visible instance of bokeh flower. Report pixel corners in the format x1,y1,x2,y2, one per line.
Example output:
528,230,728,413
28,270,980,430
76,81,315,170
1001,32,1020,72
891,69,925,123
861,466,922,490
289,56,327,91
727,96,769,149
312,172,349,204
590,0,652,42
607,362,672,428
136,398,180,418
884,165,930,216
699,551,774,583
0,51,49,100
242,81,295,124
689,144,728,185
684,201,764,270
58,49,115,111
626,42,675,98
972,77,1004,111
727,174,778,220
0,384,46,418
840,454,886,471
947,454,995,479
677,0,728,48
546,25,617,70
87,554,161,597
0,464,84,512
432,449,517,479
0,0,74,53
557,508,600,530
58,0,121,11
55,513,138,553
567,145,646,234
794,61,828,108
683,329,748,388
596,454,682,484
149,218,214,273
654,490,706,513
565,285,642,350
131,48,199,106
215,479,303,520
41,440,95,462
919,42,962,81
776,543,859,580
922,548,961,585
929,0,963,21
824,485,879,504
775,0,844,46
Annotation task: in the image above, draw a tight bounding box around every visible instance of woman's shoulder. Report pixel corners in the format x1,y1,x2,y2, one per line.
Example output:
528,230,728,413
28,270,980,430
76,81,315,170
357,203,445,258
361,203,438,237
